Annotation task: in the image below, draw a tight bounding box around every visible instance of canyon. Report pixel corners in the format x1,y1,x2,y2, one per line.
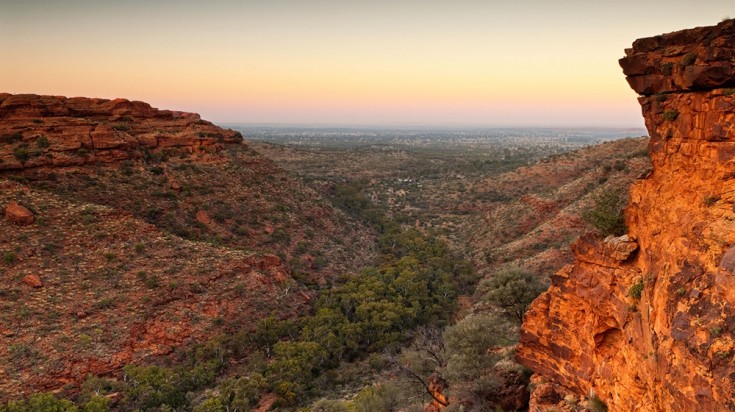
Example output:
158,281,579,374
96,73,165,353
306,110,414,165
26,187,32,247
518,19,735,411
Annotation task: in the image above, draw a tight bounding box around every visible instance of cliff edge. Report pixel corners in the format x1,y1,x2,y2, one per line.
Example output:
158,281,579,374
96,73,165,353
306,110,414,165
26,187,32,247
0,93,242,170
517,19,735,411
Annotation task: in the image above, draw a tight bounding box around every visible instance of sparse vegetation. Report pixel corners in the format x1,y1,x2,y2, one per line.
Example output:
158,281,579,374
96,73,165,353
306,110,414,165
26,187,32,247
629,279,644,302
660,62,673,75
12,146,30,163
2,251,17,265
36,135,49,149
588,394,608,412
704,195,720,206
662,109,679,121
1,132,23,144
680,52,696,66
583,188,627,236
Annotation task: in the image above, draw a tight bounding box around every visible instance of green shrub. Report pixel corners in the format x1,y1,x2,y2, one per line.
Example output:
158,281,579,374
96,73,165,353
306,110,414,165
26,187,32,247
2,393,79,412
2,251,17,265
352,384,401,412
662,109,679,121
660,62,674,75
703,195,720,206
311,398,350,412
680,52,696,66
36,135,50,149
1,132,23,144
136,271,160,289
583,189,627,236
588,395,608,412
629,279,644,302
479,268,548,323
120,365,187,410
80,207,98,225
12,146,30,163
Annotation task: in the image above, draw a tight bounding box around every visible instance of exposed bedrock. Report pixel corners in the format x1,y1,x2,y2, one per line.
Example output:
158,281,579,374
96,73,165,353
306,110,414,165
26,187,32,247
518,19,735,411
0,93,242,171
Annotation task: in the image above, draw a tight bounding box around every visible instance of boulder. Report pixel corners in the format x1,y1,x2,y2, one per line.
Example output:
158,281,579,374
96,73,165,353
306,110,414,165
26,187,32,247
22,274,43,288
604,234,638,261
195,210,212,226
5,202,34,225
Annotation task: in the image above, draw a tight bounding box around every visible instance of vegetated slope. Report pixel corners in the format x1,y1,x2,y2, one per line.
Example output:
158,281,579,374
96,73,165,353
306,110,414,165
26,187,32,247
0,94,375,401
248,135,653,410
251,136,651,282
518,19,735,411
464,137,651,278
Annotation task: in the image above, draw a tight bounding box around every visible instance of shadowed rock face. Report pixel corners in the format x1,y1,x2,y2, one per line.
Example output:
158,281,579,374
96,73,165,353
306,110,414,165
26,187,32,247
517,20,735,411
0,93,242,170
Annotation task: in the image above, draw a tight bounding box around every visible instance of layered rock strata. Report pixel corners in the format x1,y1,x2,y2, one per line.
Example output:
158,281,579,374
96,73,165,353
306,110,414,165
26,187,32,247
0,93,242,170
518,19,735,411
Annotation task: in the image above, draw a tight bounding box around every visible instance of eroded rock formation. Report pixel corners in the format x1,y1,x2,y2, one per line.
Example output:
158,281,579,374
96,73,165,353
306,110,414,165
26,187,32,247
0,93,242,170
517,19,735,411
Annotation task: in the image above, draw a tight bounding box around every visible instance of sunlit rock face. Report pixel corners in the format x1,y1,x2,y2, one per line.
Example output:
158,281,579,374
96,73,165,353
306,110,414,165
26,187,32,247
0,93,242,170
517,19,735,411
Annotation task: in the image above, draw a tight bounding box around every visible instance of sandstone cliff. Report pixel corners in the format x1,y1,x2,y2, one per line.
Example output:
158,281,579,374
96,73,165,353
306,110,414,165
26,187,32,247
517,19,735,411
0,93,242,170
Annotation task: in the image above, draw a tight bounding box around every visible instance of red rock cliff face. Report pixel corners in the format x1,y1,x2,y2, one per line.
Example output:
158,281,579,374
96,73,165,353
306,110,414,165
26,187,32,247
0,93,242,170
517,20,735,411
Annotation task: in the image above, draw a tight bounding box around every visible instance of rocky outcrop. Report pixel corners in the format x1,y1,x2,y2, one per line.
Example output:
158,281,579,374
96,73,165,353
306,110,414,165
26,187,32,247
21,274,43,288
5,202,34,225
517,19,735,411
0,94,242,171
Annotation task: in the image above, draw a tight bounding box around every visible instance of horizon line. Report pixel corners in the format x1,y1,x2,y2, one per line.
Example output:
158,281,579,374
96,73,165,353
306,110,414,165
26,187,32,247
218,122,648,130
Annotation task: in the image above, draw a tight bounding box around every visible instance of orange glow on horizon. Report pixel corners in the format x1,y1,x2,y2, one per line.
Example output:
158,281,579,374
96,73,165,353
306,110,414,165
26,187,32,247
2,0,731,125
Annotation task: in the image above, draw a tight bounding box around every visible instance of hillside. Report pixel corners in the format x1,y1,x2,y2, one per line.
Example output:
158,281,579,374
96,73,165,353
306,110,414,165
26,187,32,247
0,94,375,400
465,137,650,278
252,135,651,281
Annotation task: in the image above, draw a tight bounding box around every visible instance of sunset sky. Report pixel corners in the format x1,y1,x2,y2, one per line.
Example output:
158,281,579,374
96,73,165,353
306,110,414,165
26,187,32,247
1,0,733,126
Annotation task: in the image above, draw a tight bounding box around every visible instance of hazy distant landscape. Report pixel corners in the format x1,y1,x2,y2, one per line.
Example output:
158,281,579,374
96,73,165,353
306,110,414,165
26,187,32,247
230,126,647,148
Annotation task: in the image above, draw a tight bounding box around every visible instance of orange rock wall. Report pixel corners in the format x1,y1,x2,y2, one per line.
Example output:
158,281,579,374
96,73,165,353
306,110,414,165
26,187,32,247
0,93,242,170
517,20,735,411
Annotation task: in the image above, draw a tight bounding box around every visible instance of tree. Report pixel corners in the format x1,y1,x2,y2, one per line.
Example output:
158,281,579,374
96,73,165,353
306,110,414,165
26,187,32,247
2,393,79,412
386,327,449,408
443,313,514,381
479,268,548,323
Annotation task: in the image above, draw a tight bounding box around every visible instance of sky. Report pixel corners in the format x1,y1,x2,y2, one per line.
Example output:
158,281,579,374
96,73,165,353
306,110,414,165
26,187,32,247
1,0,733,127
